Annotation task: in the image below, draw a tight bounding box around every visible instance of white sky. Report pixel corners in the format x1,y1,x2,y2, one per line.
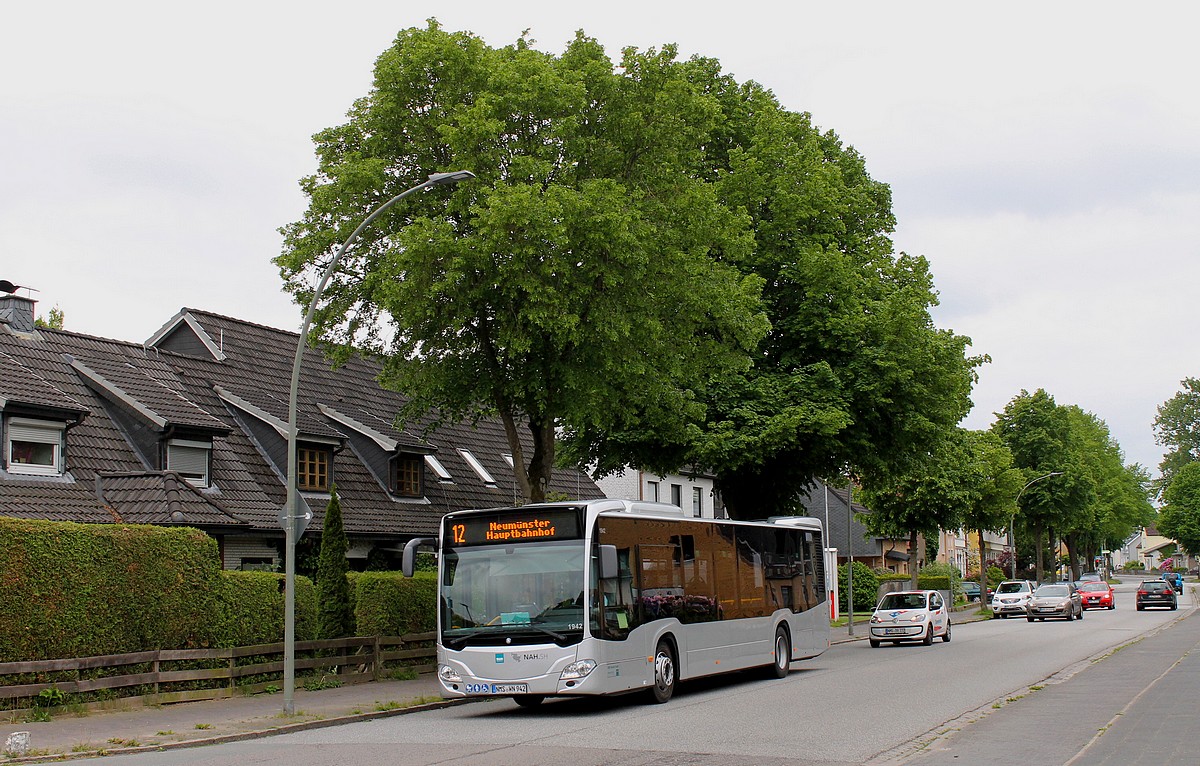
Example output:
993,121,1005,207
4,1,1198,477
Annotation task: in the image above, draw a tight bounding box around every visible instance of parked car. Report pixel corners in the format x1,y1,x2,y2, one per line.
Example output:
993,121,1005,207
1079,572,1103,582
990,580,1036,618
1077,580,1115,610
1136,580,1178,610
961,581,993,603
1162,572,1184,594
1026,582,1083,621
868,590,952,647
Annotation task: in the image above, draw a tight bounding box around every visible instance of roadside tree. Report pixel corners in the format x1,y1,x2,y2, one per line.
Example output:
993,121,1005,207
1158,462,1200,557
1153,377,1200,495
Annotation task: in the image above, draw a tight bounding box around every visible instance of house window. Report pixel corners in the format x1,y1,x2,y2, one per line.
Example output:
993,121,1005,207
425,454,453,483
390,454,423,497
647,480,659,501
166,438,211,488
297,447,329,491
671,484,682,508
457,449,496,486
6,418,65,476
692,486,703,517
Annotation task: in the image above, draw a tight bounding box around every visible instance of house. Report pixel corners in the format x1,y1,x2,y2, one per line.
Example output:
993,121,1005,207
795,481,913,574
593,466,724,519
0,293,603,569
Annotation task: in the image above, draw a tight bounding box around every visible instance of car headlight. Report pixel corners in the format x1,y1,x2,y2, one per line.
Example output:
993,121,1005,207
560,659,597,680
438,665,463,684
908,613,927,623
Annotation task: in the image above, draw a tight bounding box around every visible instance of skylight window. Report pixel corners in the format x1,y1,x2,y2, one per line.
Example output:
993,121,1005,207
457,449,496,486
425,454,453,482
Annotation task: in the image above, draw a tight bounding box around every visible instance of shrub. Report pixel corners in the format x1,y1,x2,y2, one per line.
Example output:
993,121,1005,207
316,486,355,640
838,561,879,612
212,571,317,647
354,571,437,635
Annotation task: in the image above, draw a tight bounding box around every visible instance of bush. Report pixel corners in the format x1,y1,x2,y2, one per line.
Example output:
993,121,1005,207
212,571,317,647
838,561,879,612
354,571,437,635
0,517,220,662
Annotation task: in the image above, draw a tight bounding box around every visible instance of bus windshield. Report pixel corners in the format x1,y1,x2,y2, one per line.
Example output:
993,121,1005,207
440,538,586,648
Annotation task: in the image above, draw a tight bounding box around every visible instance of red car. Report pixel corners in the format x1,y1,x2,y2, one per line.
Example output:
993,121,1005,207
1077,580,1115,610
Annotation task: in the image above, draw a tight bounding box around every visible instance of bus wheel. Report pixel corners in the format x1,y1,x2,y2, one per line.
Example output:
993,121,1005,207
513,695,544,708
769,625,791,678
650,640,676,704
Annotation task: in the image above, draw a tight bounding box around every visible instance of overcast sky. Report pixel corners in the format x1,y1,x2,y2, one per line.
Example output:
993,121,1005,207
4,1,1197,477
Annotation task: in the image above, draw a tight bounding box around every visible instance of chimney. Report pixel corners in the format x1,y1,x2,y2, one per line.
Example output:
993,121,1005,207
0,294,37,332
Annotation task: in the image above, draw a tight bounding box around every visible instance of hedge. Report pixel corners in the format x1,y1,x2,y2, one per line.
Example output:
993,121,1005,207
0,517,220,662
213,570,317,647
354,571,437,636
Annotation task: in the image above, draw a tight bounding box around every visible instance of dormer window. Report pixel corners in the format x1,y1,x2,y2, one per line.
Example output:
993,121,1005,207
5,417,65,476
297,446,330,491
389,453,423,497
165,438,212,488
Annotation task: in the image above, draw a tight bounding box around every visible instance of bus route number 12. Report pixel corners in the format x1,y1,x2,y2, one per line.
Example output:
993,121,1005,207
452,523,466,544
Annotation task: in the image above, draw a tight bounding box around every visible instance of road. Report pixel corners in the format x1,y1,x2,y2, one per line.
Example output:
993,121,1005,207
81,578,1190,766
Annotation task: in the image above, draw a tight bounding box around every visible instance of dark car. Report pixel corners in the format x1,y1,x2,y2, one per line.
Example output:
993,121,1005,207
962,581,993,603
1136,580,1178,610
1163,572,1184,594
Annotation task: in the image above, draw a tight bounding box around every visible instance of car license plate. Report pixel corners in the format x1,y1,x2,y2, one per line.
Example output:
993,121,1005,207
884,628,907,635
466,683,528,695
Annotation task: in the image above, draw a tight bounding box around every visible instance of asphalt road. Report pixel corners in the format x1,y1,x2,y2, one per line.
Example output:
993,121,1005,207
77,578,1191,766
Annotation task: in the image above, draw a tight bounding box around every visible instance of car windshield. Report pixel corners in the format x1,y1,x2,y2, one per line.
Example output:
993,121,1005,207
997,582,1027,594
1078,582,1107,592
878,593,926,610
1035,585,1068,597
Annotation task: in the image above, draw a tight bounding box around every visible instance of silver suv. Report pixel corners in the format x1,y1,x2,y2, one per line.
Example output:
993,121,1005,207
990,580,1037,618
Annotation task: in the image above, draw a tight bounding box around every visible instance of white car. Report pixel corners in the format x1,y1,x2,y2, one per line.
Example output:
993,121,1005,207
868,590,951,647
990,580,1037,618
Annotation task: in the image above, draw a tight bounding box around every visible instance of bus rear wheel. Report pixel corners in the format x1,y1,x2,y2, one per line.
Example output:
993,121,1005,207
768,625,791,678
649,639,676,704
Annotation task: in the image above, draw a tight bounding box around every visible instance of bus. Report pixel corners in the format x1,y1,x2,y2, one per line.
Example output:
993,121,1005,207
402,498,829,706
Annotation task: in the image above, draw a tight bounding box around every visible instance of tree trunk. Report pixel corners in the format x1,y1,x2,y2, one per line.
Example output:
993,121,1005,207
1066,532,1080,582
1034,524,1045,583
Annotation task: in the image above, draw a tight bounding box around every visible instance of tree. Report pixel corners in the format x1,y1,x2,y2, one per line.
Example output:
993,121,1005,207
277,23,769,503
316,485,355,640
1153,377,1200,495
1158,462,1200,556
956,430,1024,600
857,428,981,588
34,306,64,330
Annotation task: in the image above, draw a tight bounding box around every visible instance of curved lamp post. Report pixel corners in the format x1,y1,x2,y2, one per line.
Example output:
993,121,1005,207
282,170,475,714
1009,471,1064,580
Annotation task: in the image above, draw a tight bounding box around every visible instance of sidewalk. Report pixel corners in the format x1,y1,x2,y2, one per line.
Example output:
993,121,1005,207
2,673,455,763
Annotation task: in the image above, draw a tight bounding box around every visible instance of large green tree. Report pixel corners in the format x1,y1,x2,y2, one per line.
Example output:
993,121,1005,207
277,23,768,502
1158,461,1200,556
278,21,979,514
1153,377,1200,495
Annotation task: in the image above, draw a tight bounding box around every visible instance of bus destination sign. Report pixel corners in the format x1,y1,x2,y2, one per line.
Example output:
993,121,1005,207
445,507,582,546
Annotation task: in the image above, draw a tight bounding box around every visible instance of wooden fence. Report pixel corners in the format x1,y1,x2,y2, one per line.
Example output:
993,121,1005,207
0,632,435,715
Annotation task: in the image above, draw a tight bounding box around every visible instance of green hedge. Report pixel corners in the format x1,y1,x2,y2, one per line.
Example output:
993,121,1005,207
917,575,952,592
354,571,437,635
213,571,317,647
0,517,220,662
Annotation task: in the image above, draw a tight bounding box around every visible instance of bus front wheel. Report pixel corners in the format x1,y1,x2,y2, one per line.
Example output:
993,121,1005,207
649,639,676,704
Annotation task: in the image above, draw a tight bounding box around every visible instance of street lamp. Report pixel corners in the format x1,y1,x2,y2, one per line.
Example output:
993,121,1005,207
282,170,474,714
1009,471,1064,580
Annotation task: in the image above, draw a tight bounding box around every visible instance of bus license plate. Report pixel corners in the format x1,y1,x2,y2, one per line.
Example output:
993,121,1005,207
466,683,528,695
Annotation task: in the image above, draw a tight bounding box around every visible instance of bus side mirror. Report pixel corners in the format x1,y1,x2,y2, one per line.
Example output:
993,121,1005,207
599,544,618,580
402,537,437,577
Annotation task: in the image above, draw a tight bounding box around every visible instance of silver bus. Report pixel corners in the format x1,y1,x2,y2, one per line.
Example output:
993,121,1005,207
403,498,829,706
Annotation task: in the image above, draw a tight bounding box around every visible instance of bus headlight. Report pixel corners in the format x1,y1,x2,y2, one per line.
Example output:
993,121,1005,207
559,659,597,680
438,665,463,684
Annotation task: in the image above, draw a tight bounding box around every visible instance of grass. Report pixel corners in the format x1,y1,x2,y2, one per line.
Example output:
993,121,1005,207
194,723,213,730
374,696,441,712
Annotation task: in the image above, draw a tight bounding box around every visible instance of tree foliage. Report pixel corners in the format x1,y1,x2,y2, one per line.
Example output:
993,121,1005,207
1153,377,1200,495
277,22,768,502
277,20,981,512
316,485,355,640
1158,462,1200,556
